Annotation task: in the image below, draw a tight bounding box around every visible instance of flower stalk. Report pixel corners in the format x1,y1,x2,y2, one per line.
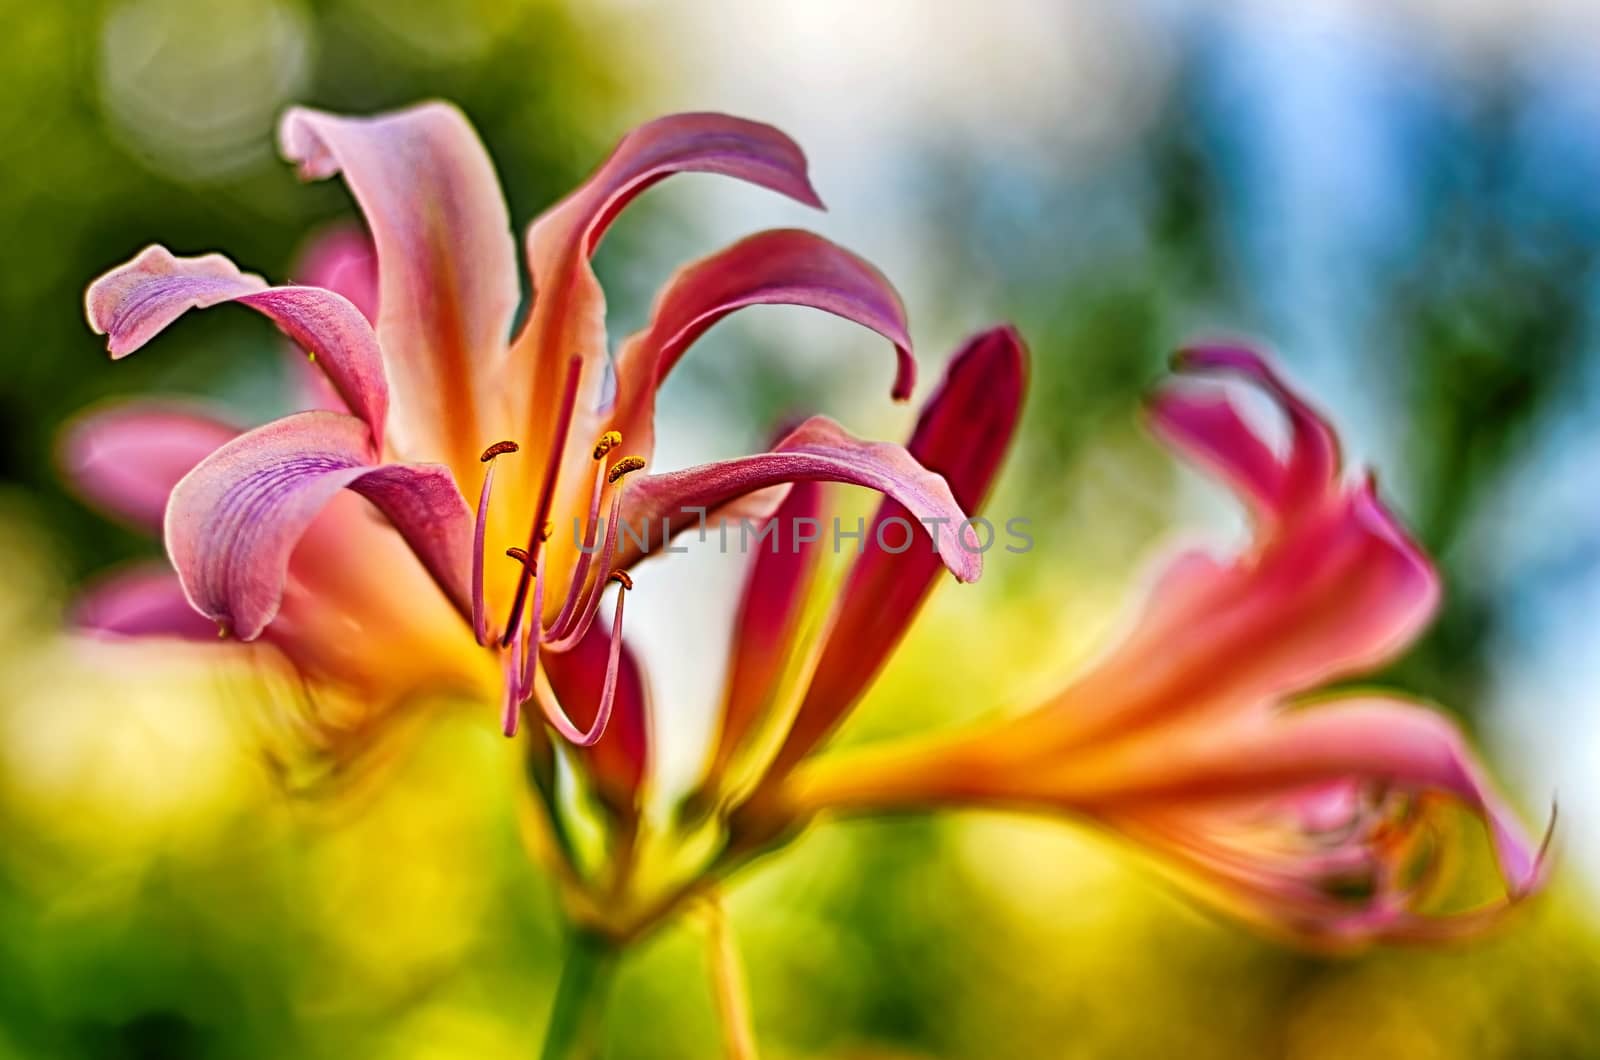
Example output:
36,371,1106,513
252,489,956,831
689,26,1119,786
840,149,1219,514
539,931,617,1060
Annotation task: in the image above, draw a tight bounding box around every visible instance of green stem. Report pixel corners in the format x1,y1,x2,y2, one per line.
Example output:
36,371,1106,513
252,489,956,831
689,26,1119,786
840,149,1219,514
539,931,617,1060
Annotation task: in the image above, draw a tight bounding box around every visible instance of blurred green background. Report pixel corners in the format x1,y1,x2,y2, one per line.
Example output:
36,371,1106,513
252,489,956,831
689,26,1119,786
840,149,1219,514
3,1,1599,1056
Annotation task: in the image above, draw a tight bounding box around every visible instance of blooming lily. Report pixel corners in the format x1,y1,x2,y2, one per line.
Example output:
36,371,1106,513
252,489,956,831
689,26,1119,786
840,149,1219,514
767,345,1551,951
68,102,982,766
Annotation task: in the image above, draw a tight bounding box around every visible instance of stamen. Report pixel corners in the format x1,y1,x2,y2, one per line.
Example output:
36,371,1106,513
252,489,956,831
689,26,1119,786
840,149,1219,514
501,625,525,738
505,546,533,567
518,552,548,694
544,484,627,650
530,577,629,748
472,441,520,646
481,439,520,462
592,430,623,460
546,457,615,638
502,355,583,647
607,455,646,484
609,570,633,591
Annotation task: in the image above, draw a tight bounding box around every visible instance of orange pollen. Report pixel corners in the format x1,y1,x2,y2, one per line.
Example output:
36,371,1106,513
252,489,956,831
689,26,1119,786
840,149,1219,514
480,439,520,462
607,455,646,484
608,570,634,591
592,430,623,460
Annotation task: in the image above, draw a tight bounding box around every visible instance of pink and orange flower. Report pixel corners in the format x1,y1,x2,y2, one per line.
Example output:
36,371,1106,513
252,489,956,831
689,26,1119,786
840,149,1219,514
65,101,977,770
762,345,1551,950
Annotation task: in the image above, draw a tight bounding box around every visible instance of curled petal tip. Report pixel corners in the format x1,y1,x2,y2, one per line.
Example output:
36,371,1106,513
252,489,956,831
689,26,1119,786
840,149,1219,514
1513,798,1559,898
615,227,915,417
1172,341,1271,377
277,105,343,180
86,245,268,357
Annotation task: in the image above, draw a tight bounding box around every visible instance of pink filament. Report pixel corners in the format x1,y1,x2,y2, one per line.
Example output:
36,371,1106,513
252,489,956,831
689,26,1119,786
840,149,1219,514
472,458,499,646
548,459,612,638
531,581,629,747
502,354,583,647
544,487,626,651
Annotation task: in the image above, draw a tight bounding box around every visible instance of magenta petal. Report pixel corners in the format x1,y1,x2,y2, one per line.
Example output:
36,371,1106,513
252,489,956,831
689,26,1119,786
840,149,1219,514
1084,696,1548,900
1146,389,1283,521
85,246,389,437
619,227,912,398
773,326,1027,772
510,113,825,437
283,224,382,415
58,401,239,532
86,245,267,355
1162,343,1341,520
280,103,519,468
291,224,378,323
613,228,915,461
709,479,827,780
72,563,218,641
540,113,822,262
617,416,983,583
166,411,472,639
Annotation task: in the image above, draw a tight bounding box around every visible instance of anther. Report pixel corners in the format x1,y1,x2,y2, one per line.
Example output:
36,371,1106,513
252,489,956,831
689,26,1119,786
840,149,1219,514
480,439,520,462
540,522,553,542
608,570,633,591
505,546,533,568
607,455,646,484
592,430,623,461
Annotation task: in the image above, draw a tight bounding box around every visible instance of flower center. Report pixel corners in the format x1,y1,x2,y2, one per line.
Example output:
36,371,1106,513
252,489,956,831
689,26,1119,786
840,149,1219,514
466,359,650,746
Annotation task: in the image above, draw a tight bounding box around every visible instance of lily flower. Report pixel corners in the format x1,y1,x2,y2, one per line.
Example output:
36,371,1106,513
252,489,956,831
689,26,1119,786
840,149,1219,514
772,344,1551,950
69,101,982,760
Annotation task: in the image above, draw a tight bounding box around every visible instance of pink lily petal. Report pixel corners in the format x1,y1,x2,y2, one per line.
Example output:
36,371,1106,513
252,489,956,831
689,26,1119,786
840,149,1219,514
1079,698,1551,949
1039,697,1542,892
291,224,378,323
1096,797,1530,952
58,400,238,532
286,224,380,414
509,112,823,440
616,415,983,583
71,563,219,641
85,246,389,437
769,327,1027,774
166,411,472,639
541,624,651,814
279,103,519,471
780,344,1546,949
786,694,1547,949
612,228,915,459
1017,363,1438,750
706,479,827,784
1144,390,1281,520
1150,343,1340,524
